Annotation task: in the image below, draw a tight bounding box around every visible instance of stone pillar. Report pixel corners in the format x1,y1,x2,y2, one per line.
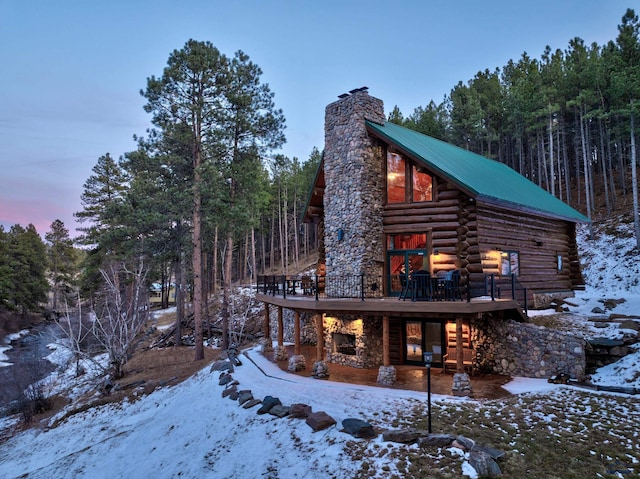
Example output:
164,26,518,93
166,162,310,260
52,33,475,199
452,316,472,396
288,310,305,372
323,89,386,287
377,366,396,386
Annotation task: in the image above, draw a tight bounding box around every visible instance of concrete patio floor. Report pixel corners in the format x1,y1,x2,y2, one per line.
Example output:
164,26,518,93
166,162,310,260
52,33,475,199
266,344,512,400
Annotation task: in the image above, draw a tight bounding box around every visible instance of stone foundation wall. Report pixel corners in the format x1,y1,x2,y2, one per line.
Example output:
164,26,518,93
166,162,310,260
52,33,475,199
324,315,383,368
268,309,317,345
472,318,586,380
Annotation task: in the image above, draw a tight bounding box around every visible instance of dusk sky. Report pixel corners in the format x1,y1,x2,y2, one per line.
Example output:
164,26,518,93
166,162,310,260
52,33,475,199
0,0,630,237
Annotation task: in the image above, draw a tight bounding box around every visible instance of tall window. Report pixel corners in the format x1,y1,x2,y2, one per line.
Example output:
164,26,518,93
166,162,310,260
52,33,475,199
387,152,406,203
387,151,433,204
413,165,433,202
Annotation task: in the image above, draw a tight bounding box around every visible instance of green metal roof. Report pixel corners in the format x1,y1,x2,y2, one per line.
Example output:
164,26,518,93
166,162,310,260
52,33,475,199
367,121,590,223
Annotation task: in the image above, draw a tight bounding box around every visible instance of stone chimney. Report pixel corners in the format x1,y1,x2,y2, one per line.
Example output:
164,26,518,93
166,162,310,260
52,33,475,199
323,88,386,286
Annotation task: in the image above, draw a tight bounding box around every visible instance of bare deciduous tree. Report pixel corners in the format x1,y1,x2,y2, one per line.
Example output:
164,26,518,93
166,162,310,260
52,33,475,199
91,259,150,379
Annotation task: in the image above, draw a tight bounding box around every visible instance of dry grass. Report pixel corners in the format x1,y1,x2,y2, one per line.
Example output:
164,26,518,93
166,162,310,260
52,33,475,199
348,388,640,478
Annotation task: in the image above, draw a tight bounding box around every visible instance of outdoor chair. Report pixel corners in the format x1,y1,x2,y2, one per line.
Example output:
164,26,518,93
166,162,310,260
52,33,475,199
411,270,432,301
301,275,315,295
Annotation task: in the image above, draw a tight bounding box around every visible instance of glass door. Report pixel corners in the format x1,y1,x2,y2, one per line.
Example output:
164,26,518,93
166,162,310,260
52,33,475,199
403,320,444,366
388,250,427,296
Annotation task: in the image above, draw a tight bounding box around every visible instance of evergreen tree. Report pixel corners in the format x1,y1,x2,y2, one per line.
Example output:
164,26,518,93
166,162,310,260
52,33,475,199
45,219,78,310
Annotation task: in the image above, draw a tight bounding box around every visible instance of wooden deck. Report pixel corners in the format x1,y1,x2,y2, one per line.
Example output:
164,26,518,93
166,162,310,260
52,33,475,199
256,292,525,320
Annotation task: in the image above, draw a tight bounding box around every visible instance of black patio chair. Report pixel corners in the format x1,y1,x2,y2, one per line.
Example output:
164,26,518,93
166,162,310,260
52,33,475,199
412,270,432,301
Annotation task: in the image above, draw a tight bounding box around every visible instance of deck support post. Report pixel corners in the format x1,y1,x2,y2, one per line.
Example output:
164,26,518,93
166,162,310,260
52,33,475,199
274,306,287,361
377,315,396,386
451,316,473,396
311,314,329,379
261,303,272,353
288,310,306,372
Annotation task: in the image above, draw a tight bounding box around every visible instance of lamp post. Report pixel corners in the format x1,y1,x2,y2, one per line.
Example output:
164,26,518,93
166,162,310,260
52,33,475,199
423,351,433,433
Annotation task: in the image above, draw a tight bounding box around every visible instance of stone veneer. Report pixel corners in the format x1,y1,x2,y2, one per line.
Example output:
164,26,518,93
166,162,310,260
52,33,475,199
471,318,586,381
323,315,383,369
323,90,386,284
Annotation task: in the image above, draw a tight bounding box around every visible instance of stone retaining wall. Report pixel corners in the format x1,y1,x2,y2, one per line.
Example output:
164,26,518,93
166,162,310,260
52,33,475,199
472,318,586,380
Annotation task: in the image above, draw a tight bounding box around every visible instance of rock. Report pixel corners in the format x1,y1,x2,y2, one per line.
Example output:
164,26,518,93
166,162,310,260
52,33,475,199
210,360,232,372
342,418,376,439
418,433,456,448
288,354,306,372
243,399,262,409
306,411,336,431
471,443,506,460
382,428,428,444
311,360,330,379
237,390,253,405
222,385,237,398
257,396,281,415
619,320,640,331
289,403,312,418
591,306,605,314
219,374,234,386
469,450,502,477
228,388,239,401
455,435,475,450
269,405,290,418
609,346,629,356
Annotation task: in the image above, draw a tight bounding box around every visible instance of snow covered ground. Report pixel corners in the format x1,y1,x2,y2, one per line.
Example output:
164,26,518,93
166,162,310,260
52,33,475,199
0,221,638,478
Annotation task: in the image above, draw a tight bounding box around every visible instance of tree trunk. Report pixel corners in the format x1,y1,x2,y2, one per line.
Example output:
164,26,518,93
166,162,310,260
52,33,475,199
630,100,640,249
223,233,233,350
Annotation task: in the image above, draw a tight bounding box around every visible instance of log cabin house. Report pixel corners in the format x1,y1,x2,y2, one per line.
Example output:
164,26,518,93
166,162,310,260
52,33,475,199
256,88,589,392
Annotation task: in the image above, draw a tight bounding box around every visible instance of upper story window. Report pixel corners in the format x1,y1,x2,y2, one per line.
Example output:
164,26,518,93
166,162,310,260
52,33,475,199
387,151,433,204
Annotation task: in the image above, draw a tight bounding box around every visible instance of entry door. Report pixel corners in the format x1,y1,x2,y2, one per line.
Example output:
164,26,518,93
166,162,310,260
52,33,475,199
388,250,427,296
404,320,444,366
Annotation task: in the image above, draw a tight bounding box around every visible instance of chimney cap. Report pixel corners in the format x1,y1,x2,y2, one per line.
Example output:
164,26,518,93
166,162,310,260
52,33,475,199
349,86,369,94
338,93,349,99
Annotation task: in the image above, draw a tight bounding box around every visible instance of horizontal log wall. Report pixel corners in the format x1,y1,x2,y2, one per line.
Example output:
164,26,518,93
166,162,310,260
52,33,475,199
475,203,575,295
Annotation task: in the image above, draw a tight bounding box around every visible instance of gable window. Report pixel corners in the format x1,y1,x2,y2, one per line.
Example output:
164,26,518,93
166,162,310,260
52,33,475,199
500,251,520,276
413,165,433,202
387,152,406,203
386,151,433,204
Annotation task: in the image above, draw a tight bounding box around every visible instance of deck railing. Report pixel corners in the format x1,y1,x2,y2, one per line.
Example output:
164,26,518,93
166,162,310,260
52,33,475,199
256,272,528,313
475,273,528,315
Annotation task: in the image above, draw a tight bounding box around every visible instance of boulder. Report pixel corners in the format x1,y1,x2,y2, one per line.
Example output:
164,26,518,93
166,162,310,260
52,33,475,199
222,385,237,398
306,411,336,431
471,443,506,460
210,360,232,372
619,320,640,331
269,405,291,418
418,433,456,448
257,396,281,415
289,403,312,418
237,390,253,405
454,435,475,450
219,373,234,386
469,450,502,477
242,399,262,409
342,418,376,439
382,428,428,444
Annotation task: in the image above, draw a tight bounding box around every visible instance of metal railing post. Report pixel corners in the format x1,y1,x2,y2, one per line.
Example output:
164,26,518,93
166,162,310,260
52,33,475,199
511,273,516,299
360,273,365,301
314,274,319,301
490,273,495,301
